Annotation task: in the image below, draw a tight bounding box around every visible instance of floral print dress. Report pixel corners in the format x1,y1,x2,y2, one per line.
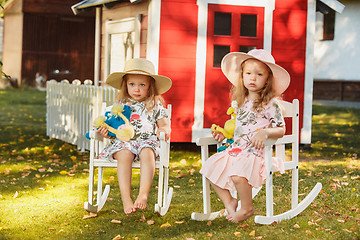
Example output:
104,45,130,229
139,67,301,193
200,98,285,189
98,99,168,161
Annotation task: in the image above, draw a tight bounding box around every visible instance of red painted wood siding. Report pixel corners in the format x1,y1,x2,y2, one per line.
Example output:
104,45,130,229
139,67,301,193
272,0,308,132
158,0,198,142
157,0,308,142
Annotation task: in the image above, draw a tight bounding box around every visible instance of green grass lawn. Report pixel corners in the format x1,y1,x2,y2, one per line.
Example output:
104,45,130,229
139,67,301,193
0,88,359,239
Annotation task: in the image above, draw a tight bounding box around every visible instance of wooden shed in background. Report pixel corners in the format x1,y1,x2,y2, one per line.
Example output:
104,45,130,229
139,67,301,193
1,0,95,86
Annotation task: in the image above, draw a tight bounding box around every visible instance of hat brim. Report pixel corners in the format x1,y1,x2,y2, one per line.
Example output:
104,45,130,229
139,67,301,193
221,52,290,96
106,71,172,95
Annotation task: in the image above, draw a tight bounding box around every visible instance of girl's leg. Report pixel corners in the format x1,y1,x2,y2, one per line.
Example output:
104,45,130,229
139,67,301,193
134,147,156,209
210,182,238,218
114,149,136,214
226,176,254,223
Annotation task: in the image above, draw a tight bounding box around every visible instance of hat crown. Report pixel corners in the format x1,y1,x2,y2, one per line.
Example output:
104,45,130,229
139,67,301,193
124,58,155,75
247,49,275,64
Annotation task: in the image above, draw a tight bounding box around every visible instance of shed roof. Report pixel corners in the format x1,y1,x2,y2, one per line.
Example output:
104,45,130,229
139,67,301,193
71,0,141,15
319,0,345,13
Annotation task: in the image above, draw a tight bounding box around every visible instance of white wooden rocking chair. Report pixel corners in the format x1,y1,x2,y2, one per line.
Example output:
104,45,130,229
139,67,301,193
191,99,322,224
84,102,173,216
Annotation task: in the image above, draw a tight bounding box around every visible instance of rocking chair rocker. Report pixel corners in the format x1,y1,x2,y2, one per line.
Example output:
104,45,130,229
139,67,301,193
84,102,173,216
191,99,322,224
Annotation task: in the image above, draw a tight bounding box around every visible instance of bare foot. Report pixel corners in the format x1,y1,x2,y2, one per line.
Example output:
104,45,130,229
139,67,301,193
134,194,148,210
224,197,238,218
122,198,136,215
226,206,254,223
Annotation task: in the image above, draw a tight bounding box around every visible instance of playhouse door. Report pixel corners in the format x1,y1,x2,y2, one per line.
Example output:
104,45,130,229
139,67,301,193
104,16,141,79
203,4,264,128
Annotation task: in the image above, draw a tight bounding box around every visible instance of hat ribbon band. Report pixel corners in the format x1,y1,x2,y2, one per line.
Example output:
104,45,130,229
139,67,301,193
126,69,153,75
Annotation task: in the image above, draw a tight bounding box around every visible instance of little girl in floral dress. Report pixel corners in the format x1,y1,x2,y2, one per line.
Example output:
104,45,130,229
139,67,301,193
97,58,172,215
200,49,290,223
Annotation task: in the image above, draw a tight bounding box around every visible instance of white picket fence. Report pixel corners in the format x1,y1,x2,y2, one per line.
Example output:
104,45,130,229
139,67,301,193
46,80,117,151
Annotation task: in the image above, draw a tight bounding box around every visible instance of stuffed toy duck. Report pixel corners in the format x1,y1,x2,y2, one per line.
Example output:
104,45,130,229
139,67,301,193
86,103,134,141
211,103,237,152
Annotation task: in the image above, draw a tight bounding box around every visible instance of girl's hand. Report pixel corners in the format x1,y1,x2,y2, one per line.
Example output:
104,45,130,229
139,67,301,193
251,126,286,149
96,126,110,138
251,129,268,149
157,127,171,141
212,130,225,142
157,117,171,141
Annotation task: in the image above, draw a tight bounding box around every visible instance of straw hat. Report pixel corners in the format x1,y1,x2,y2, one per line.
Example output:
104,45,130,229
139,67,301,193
106,58,172,94
221,49,290,96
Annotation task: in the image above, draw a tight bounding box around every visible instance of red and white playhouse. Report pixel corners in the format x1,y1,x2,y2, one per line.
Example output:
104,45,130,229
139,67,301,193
72,0,344,143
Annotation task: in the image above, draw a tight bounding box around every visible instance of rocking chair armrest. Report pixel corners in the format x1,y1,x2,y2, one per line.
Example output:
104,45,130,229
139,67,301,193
265,135,296,146
196,136,219,147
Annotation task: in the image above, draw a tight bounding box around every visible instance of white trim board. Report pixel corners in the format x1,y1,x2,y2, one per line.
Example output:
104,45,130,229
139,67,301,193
320,0,345,13
147,0,162,74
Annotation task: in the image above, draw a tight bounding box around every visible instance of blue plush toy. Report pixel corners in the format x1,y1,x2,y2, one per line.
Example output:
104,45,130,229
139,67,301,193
85,103,134,141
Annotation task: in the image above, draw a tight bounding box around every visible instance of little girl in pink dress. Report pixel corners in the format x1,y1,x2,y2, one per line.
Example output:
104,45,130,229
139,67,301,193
200,49,291,223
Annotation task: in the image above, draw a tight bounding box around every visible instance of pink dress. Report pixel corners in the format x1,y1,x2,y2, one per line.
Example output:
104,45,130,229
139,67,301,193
200,98,285,189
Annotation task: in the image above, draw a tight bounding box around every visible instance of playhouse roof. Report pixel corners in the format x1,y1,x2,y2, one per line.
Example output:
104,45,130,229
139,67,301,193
319,0,345,13
71,0,125,15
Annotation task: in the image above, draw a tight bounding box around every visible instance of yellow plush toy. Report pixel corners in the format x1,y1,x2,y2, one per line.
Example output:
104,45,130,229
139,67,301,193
211,106,236,139
211,104,237,152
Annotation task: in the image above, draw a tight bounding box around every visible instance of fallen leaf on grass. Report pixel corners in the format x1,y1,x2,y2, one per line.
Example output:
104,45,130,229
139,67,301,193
160,222,171,228
111,219,122,224
337,216,349,223
175,174,187,178
59,171,68,175
140,214,146,222
94,229,105,234
305,230,313,235
206,233,212,237
349,226,357,231
207,221,212,226
175,221,184,224
234,232,241,237
237,223,249,228
350,175,360,180
293,224,300,229
82,212,97,219
147,219,155,225
249,230,255,236
113,235,124,240
13,191,18,199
